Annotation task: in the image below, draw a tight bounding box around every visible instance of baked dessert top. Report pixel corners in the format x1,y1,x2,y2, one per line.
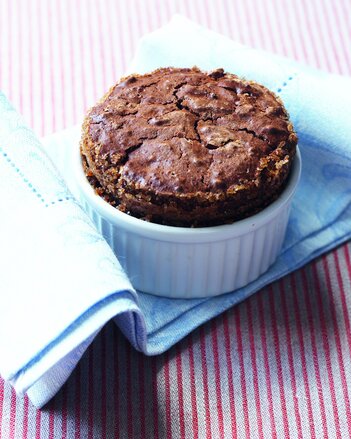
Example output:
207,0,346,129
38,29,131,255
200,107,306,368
81,67,297,227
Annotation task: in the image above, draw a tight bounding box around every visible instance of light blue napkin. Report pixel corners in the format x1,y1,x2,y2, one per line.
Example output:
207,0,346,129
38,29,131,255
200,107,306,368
1,16,350,408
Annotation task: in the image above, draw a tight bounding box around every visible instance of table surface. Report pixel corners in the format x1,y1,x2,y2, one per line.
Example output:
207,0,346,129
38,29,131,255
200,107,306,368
1,0,351,438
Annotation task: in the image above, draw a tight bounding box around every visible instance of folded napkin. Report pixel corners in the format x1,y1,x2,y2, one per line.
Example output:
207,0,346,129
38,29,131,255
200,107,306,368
1,15,350,408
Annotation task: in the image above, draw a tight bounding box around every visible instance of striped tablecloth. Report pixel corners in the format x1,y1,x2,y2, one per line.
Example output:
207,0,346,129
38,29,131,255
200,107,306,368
1,1,351,437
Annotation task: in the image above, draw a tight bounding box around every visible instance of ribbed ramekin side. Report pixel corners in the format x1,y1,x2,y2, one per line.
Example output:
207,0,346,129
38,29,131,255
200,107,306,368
80,194,293,298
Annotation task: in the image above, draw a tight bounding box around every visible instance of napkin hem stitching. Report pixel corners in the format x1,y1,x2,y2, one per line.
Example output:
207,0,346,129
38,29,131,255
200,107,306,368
276,72,297,94
0,145,76,207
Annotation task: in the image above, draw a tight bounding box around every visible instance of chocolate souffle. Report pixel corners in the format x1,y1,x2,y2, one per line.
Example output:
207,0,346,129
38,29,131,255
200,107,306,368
81,67,297,227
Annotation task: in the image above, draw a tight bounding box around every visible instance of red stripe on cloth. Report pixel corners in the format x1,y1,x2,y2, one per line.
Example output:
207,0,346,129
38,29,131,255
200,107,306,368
283,0,306,63
37,0,46,137
86,0,99,105
239,0,256,47
246,300,264,439
180,0,191,20
56,0,67,131
187,335,199,439
306,0,331,70
218,0,231,36
17,0,24,113
0,4,5,92
310,0,335,73
257,294,278,439
74,6,88,114
103,1,118,81
295,0,320,68
105,2,119,81
317,1,335,69
208,0,220,30
251,0,272,52
234,307,251,439
210,319,224,437
311,261,341,437
332,0,351,73
101,328,107,439
258,1,279,54
126,340,134,439
320,0,347,74
163,0,173,19
0,379,3,436
113,328,120,439
340,0,351,34
26,0,34,129
268,285,291,437
199,326,212,439
24,2,36,128
74,364,81,439
93,0,109,95
88,346,94,439
222,312,237,438
278,279,303,438
46,1,56,132
194,0,210,30
134,0,147,43
336,249,351,358
65,0,78,126
153,0,163,28
280,0,302,59
270,0,289,57
326,0,349,73
289,272,318,438
61,386,68,439
221,1,236,41
322,256,351,434
152,357,160,439
114,1,128,73
164,350,172,439
175,345,186,439
9,387,17,439
288,0,310,64
8,0,14,109
35,404,41,439
48,402,55,439
344,245,351,283
22,396,29,439
138,353,146,439
120,1,136,68
300,268,329,438
178,0,192,24
280,0,300,59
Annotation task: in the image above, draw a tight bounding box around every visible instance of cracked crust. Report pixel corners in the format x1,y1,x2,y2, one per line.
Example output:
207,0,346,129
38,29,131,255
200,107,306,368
81,67,297,227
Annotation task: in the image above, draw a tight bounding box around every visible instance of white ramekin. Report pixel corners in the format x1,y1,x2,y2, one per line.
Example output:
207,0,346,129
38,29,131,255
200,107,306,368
73,146,301,298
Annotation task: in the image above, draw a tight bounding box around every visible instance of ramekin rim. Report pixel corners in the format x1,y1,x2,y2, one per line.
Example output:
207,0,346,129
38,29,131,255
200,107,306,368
73,144,301,240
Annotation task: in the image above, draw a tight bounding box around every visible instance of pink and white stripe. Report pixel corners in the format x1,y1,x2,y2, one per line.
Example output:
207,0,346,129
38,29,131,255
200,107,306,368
1,0,351,437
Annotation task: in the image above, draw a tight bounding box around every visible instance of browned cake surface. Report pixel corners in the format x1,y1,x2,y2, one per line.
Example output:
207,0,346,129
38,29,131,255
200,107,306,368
81,67,297,227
